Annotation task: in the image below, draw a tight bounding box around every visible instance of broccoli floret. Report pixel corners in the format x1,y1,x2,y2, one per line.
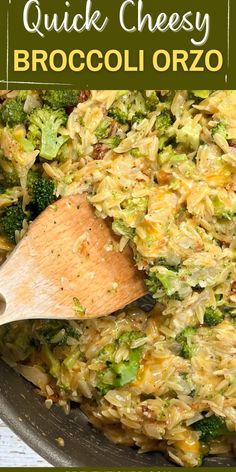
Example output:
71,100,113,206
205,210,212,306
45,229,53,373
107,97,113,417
0,203,27,243
27,106,69,160
41,344,61,378
193,415,229,442
146,266,181,299
212,122,228,139
17,90,33,101
112,219,135,240
220,305,236,323
29,177,55,215
102,135,122,148
176,327,197,359
157,91,175,104
146,271,163,294
96,347,142,394
113,348,142,387
0,165,20,188
204,307,224,326
35,320,80,347
95,119,111,140
144,91,159,111
121,196,148,218
95,119,124,148
157,269,179,295
42,90,79,109
96,369,116,395
26,169,41,188
96,331,145,395
108,108,127,125
180,343,193,360
118,331,144,346
0,99,27,127
108,91,147,125
155,108,173,134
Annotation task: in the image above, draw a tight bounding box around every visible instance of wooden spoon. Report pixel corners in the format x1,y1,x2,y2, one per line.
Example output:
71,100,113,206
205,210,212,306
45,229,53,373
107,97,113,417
0,195,147,325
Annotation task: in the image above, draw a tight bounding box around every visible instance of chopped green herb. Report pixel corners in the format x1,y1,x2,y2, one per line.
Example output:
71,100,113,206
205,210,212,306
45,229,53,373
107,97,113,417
73,297,86,315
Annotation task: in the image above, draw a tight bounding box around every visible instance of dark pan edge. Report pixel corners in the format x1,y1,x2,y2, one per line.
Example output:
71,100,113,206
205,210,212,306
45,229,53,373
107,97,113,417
0,359,236,468
0,384,74,467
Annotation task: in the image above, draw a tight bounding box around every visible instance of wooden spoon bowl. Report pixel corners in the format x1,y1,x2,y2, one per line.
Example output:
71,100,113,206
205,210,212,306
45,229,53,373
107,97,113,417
0,195,147,325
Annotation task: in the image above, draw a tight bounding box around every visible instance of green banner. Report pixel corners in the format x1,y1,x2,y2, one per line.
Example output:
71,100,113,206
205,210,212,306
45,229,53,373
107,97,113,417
0,469,235,472
0,0,235,89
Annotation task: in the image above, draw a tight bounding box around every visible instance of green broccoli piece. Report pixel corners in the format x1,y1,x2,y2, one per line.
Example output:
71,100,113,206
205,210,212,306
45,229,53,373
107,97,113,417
102,135,122,149
145,271,163,294
98,344,116,363
17,90,34,101
26,169,41,188
130,148,142,158
157,269,179,295
96,369,116,395
212,122,228,139
204,307,224,326
96,348,142,394
157,91,175,104
35,320,80,346
191,90,212,99
121,196,148,217
108,109,127,125
41,344,61,378
155,108,173,135
156,258,180,271
176,327,197,359
0,165,20,188
63,346,81,370
113,348,141,387
96,332,145,395
220,305,236,323
212,196,234,220
73,297,86,316
27,106,69,160
29,176,55,215
0,99,27,127
169,154,187,164
0,161,37,191
146,266,180,298
108,91,147,125
193,415,229,442
95,119,124,147
14,326,34,361
42,90,79,109
180,344,193,360
144,91,159,111
118,331,144,345
95,119,111,140
0,203,28,243
112,219,135,240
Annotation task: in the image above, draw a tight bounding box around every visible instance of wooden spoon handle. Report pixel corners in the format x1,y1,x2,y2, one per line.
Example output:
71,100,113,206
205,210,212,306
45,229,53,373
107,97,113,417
0,244,32,324
0,236,62,325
